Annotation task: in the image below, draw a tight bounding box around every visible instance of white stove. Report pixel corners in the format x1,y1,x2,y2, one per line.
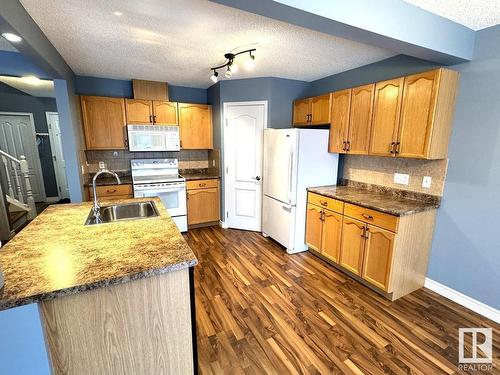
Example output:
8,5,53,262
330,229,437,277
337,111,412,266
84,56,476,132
131,159,187,232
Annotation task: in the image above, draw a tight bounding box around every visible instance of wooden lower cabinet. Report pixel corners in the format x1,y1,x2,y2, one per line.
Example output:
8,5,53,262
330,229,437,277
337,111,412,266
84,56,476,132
187,179,220,226
362,225,395,291
87,184,133,201
305,204,323,252
305,196,343,263
339,217,365,275
306,192,436,300
321,210,342,263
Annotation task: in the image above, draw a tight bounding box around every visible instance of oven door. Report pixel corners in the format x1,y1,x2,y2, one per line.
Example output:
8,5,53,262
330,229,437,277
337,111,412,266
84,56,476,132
133,183,186,217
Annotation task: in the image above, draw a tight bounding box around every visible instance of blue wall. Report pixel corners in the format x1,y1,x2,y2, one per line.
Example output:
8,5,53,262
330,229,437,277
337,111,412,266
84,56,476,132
0,51,50,79
426,25,500,309
74,76,208,104
0,83,59,197
0,304,50,374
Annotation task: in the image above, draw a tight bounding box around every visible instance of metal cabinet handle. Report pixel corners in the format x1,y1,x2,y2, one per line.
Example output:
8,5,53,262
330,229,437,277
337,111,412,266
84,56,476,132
360,226,366,238
390,142,396,154
320,200,328,207
106,189,117,193
320,210,324,221
395,141,400,154
149,115,153,123
365,226,370,239
346,141,351,151
199,183,206,187
342,141,346,151
361,213,374,220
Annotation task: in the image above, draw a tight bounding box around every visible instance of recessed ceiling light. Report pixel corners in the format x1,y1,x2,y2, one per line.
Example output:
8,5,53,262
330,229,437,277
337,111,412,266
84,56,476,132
1,33,22,43
113,11,123,16
23,76,42,86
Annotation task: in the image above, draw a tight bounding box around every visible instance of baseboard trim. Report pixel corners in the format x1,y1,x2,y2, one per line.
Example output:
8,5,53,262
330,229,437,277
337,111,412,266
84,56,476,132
219,220,229,229
45,197,60,203
424,278,500,324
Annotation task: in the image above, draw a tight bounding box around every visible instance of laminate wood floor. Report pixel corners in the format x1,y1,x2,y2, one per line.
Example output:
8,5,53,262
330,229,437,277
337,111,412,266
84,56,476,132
183,226,499,374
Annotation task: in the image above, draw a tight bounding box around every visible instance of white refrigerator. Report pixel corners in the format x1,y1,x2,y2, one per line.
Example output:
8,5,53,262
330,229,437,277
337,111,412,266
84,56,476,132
262,128,338,253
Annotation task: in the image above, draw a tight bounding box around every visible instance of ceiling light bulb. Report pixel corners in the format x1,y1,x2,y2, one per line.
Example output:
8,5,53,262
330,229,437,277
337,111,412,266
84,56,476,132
23,76,41,85
225,67,232,79
245,54,255,70
210,71,218,83
2,33,22,43
113,11,123,16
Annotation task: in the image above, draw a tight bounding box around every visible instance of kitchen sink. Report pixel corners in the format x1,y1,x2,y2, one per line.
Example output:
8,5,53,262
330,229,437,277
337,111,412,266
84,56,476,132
85,201,159,225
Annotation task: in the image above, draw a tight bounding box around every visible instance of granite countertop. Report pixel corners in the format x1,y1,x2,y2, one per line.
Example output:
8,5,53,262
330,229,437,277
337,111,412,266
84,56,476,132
180,168,220,181
84,174,133,187
307,184,440,216
0,197,197,311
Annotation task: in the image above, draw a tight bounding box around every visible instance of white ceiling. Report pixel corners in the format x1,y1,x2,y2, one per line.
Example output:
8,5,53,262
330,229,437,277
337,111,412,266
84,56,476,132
403,0,500,30
19,0,396,88
0,36,19,52
0,76,55,97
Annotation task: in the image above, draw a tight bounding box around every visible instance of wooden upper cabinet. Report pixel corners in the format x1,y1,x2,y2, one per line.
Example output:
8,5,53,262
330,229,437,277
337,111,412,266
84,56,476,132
178,103,213,149
310,94,332,125
398,68,458,159
369,78,404,157
340,217,366,275
362,225,395,291
81,96,126,150
321,209,342,263
125,99,153,124
153,101,178,125
348,84,374,154
305,204,323,252
292,98,311,126
329,89,351,153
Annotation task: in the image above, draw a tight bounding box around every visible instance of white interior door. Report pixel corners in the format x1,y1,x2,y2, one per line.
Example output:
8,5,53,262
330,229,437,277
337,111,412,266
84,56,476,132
0,113,46,202
224,102,267,231
46,112,69,199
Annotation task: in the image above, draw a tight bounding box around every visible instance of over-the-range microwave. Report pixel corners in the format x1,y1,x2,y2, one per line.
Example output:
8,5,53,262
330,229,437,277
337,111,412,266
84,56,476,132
127,125,180,152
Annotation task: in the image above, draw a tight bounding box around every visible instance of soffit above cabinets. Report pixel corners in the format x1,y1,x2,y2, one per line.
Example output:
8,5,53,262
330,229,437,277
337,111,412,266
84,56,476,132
19,0,395,88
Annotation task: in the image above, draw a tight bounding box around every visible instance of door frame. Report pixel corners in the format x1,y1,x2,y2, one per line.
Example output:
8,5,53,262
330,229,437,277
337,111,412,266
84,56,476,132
46,111,69,200
222,100,268,230
0,111,47,202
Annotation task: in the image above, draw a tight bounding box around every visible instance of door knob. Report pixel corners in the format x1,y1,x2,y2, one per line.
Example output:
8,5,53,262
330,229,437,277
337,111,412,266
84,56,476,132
255,176,261,181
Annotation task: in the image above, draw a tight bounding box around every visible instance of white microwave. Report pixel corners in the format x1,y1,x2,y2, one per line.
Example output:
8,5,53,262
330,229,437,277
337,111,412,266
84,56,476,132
127,125,180,152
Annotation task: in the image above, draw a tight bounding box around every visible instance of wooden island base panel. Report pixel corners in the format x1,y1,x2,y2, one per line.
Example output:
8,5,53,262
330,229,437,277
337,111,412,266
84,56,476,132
40,269,193,375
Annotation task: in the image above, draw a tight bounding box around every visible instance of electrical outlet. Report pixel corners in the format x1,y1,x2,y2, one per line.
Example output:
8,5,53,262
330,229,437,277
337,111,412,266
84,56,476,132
422,176,432,188
99,161,106,169
394,173,409,185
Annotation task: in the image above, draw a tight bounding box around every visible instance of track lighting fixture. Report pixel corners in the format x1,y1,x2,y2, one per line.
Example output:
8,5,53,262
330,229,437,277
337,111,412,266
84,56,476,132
210,48,256,82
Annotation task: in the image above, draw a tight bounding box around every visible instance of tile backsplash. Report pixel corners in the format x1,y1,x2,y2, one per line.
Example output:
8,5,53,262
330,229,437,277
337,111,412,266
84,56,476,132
85,150,210,173
342,155,448,196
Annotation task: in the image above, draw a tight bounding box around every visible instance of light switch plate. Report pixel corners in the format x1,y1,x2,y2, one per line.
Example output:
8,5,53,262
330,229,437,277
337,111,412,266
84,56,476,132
394,173,410,185
99,161,106,169
422,176,432,188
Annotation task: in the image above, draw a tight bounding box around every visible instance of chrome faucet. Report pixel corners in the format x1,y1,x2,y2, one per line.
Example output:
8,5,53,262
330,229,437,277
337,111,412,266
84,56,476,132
92,169,121,221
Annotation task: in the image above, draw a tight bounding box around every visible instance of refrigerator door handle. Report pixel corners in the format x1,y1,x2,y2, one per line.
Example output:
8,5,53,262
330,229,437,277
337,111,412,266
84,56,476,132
287,150,294,204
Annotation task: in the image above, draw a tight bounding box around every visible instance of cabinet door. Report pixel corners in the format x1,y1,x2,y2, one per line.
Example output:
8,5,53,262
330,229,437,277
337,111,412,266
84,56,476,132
329,89,351,153
187,187,220,225
153,101,178,125
348,84,374,154
362,225,395,291
321,209,342,263
340,217,366,275
305,204,323,252
292,98,311,126
81,96,126,150
369,78,404,157
125,99,153,124
310,94,331,125
398,70,439,158
178,103,213,149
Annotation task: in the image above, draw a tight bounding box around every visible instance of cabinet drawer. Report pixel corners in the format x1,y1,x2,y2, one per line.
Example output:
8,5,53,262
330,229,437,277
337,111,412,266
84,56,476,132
307,192,344,214
344,203,398,232
187,179,219,190
88,184,133,199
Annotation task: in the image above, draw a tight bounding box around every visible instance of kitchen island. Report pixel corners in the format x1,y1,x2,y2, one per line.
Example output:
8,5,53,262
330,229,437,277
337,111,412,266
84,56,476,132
0,197,197,374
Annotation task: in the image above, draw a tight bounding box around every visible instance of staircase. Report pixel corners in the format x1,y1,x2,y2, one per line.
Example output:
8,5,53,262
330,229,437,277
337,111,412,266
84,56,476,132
0,149,37,243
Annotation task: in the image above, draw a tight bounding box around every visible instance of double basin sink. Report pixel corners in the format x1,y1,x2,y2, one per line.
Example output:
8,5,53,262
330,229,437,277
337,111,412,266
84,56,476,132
85,201,159,225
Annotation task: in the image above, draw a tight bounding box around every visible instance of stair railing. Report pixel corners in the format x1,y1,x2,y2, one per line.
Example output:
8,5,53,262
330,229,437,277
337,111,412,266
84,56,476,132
0,149,36,220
